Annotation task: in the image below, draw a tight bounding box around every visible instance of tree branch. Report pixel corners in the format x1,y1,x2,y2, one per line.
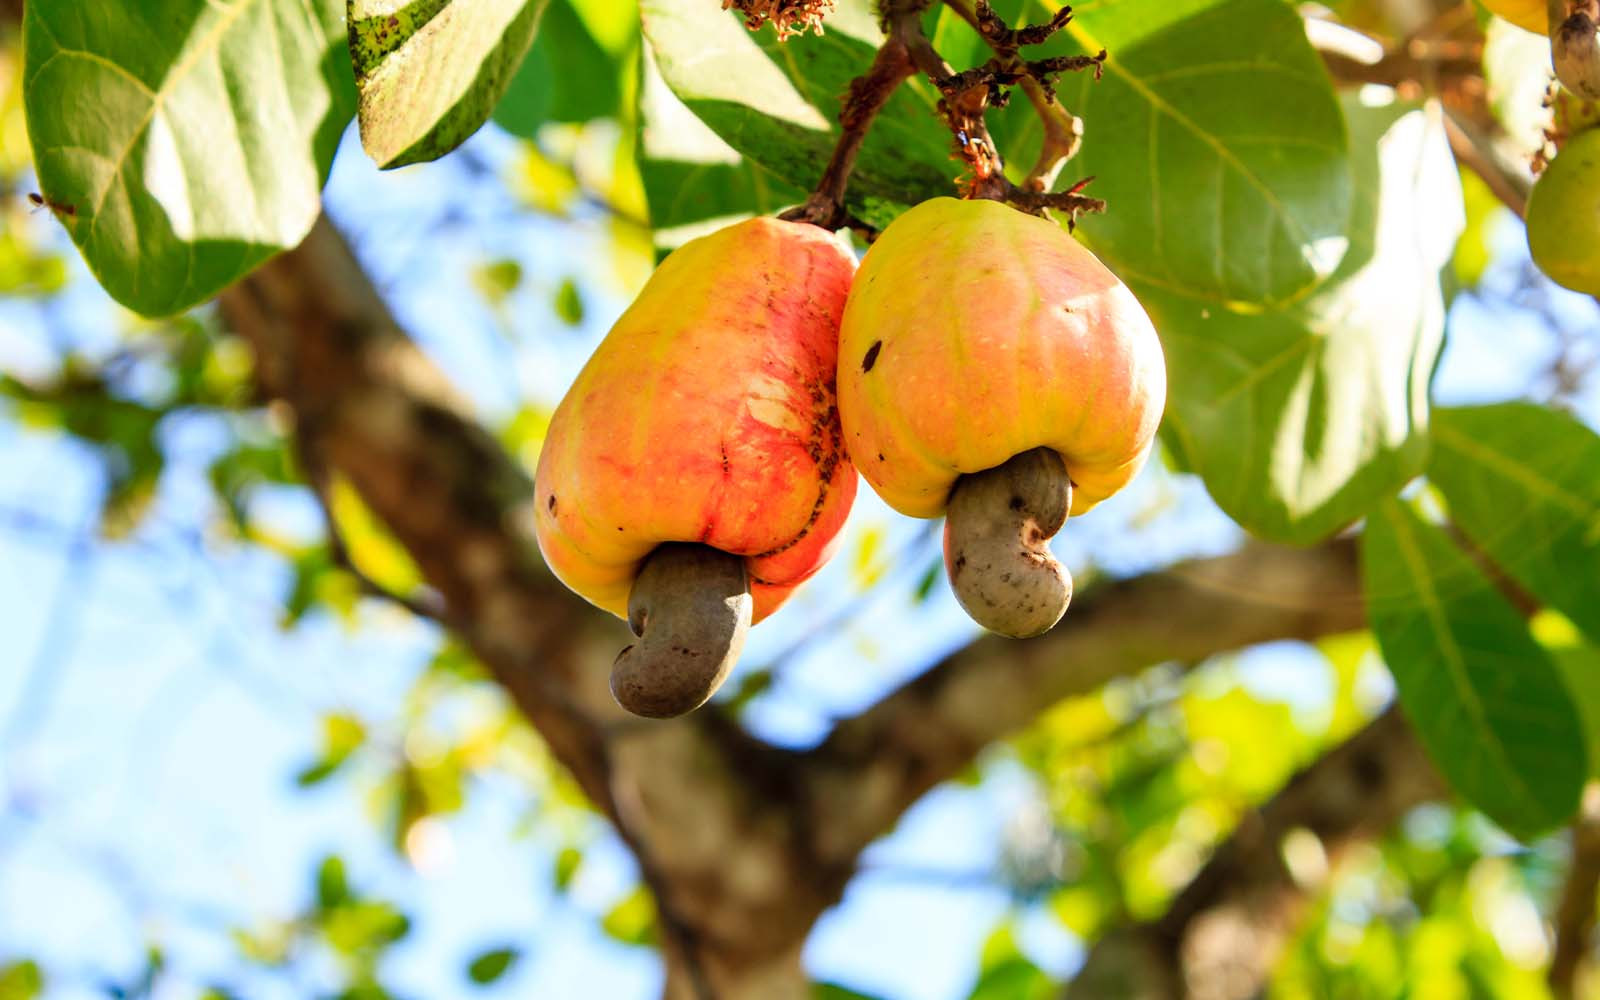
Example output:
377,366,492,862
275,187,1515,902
1065,707,1444,1000
800,539,1367,868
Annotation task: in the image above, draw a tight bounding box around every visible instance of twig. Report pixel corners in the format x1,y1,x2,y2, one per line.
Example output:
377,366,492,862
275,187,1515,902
942,0,1099,191
1442,112,1530,218
781,31,917,230
1549,785,1600,1000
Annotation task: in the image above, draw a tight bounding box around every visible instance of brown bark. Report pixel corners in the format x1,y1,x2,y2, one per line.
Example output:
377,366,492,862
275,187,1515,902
1550,787,1600,1000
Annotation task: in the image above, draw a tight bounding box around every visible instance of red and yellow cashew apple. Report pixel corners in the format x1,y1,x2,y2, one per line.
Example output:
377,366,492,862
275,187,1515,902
837,197,1166,638
534,218,858,718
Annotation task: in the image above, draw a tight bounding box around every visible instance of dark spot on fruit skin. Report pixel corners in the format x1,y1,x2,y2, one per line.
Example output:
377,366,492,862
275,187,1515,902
877,453,885,462
952,554,967,576
1009,495,1025,511
862,341,882,373
548,495,558,514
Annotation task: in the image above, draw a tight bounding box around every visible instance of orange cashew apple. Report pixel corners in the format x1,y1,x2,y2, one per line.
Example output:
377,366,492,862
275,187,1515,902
534,217,858,718
837,197,1166,638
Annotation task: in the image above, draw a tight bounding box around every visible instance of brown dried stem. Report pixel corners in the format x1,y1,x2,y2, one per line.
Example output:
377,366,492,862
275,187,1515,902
943,0,1098,191
781,31,916,230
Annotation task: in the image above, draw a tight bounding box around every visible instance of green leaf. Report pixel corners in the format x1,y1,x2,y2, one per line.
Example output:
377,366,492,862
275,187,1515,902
968,958,1054,1000
636,45,806,245
1149,98,1456,542
813,984,891,1000
989,0,1351,304
0,960,43,1000
1429,404,1600,644
466,946,521,985
552,277,584,325
1537,616,1600,778
1361,499,1586,839
22,0,355,316
350,0,548,168
552,845,583,890
493,0,624,135
600,885,657,947
316,854,351,910
639,0,953,230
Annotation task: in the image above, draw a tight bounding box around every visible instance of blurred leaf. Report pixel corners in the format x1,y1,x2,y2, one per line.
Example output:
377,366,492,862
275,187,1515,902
350,0,547,167
553,277,585,325
22,0,354,316
329,476,423,598
1451,168,1503,289
511,144,582,214
0,960,42,1000
971,923,1054,1000
968,958,1054,1000
912,556,942,604
298,713,368,787
473,258,524,303
466,946,521,985
851,525,886,591
316,854,351,911
1429,404,1600,645
721,666,775,713
1151,99,1457,543
600,885,657,947
553,845,583,890
322,900,412,956
0,230,66,296
1362,499,1586,838
640,0,951,231
494,0,625,135
813,984,891,1000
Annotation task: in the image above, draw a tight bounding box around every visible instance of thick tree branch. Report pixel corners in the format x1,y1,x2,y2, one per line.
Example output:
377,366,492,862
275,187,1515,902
801,539,1366,868
1065,707,1444,1000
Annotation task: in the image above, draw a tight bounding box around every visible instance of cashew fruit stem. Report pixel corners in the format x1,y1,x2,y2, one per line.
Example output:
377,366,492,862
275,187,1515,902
943,447,1074,639
611,543,752,718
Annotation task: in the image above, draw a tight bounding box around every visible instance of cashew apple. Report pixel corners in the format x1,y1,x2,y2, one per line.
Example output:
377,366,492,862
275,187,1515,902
1528,126,1600,295
534,217,858,717
837,197,1166,638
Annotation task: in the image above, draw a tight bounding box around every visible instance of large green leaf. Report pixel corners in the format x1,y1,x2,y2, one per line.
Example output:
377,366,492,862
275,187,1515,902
493,0,626,135
22,0,354,317
636,45,806,246
639,0,954,230
349,0,547,168
1430,403,1600,642
980,0,1351,305
1148,98,1457,543
1362,499,1586,839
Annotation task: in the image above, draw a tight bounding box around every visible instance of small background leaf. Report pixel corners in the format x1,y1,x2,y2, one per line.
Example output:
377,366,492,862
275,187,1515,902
466,946,520,985
1362,499,1586,839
